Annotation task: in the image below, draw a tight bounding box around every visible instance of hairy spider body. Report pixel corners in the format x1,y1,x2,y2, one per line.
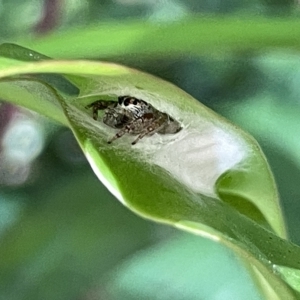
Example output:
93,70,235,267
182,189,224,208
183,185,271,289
87,96,182,145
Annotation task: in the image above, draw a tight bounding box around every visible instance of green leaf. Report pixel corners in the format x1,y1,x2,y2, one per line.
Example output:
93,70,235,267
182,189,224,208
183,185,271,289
0,57,286,237
0,44,79,96
0,78,68,125
0,43,51,61
0,47,300,298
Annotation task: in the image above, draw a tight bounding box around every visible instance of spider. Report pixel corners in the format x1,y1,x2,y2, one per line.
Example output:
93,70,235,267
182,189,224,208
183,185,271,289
86,95,182,145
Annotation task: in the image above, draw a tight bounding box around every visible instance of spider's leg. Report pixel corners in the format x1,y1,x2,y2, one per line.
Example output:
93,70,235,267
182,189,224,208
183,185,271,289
91,105,100,120
108,114,147,143
86,100,116,120
108,123,133,143
131,131,149,145
131,118,165,145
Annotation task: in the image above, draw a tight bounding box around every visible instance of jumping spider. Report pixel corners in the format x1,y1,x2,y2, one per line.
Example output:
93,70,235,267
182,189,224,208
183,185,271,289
86,95,182,145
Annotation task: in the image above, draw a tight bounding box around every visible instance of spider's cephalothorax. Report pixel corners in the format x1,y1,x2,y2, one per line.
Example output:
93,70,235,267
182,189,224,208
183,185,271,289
86,95,182,145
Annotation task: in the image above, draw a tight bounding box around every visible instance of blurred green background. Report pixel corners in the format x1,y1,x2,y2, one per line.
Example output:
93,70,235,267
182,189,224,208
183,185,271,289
0,0,300,299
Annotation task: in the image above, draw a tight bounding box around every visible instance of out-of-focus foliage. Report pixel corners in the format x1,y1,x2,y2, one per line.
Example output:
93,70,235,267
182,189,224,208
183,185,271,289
103,234,262,300
1,0,300,299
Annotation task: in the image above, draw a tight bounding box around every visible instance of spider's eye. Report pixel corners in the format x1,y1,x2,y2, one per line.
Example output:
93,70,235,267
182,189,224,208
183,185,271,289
118,96,126,105
123,96,138,106
118,96,147,108
123,98,130,106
